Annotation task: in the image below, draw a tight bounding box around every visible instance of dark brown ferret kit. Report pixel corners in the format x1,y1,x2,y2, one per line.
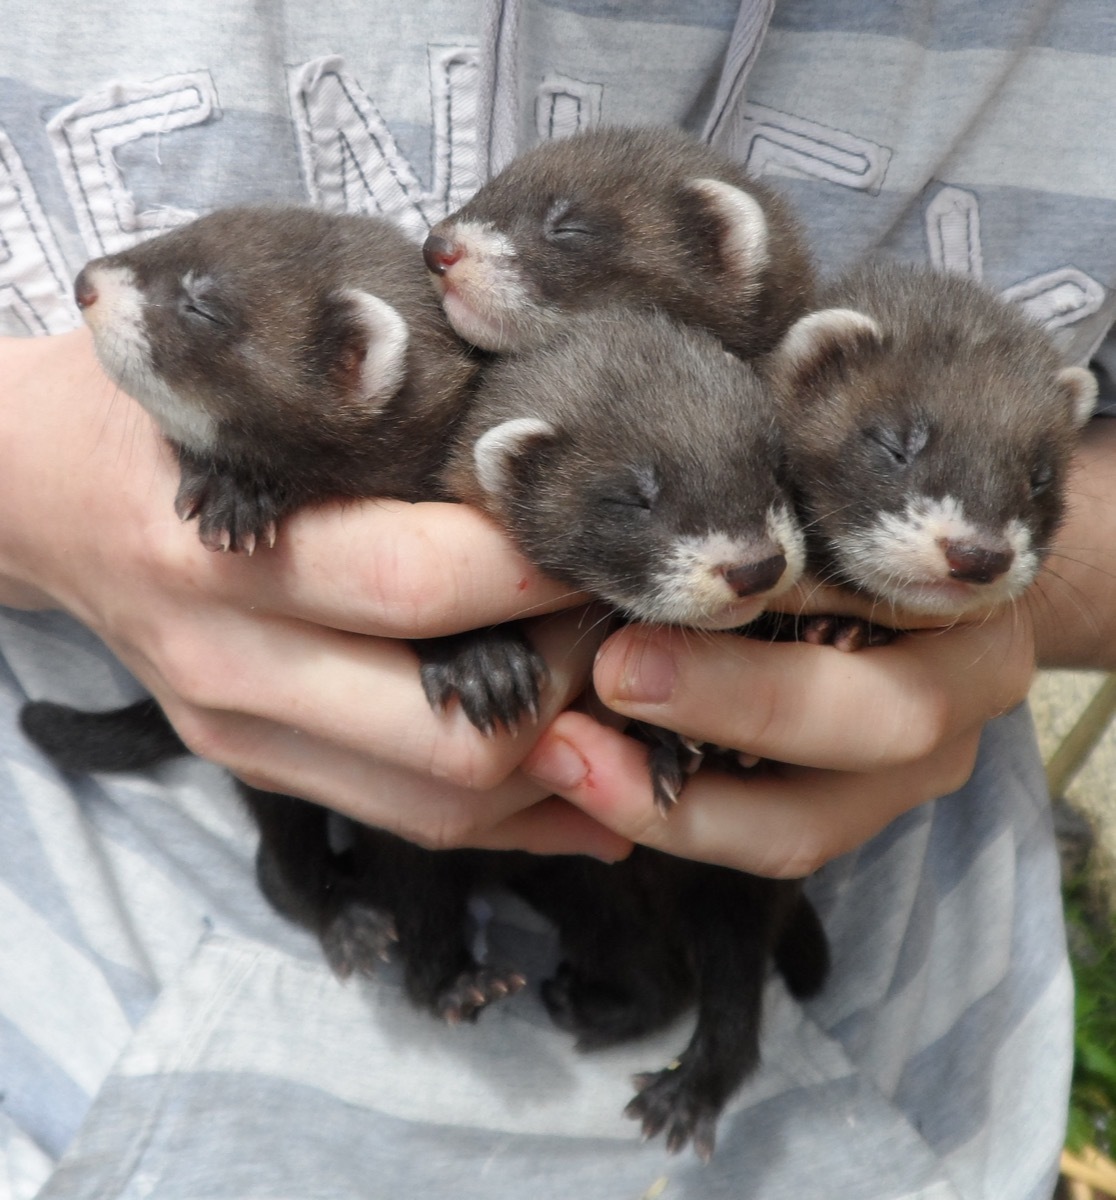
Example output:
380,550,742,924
423,124,813,356
71,205,479,551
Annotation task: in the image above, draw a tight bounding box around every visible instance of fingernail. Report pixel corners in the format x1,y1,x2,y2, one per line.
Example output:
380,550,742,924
602,629,676,705
525,735,589,790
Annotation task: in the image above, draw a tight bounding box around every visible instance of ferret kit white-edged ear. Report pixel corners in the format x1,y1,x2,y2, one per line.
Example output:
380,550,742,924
768,262,1099,618
338,289,410,405
472,417,558,502
769,306,885,391
684,176,771,288
1057,363,1099,429
774,303,1098,433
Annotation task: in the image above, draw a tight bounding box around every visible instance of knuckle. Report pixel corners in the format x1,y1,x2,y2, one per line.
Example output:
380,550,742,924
938,734,981,796
166,706,236,766
887,687,952,766
998,661,1035,713
458,754,517,793
716,668,779,755
111,525,205,619
155,640,229,712
233,766,279,792
761,826,835,879
424,728,517,793
409,808,486,852
363,564,429,636
361,522,457,637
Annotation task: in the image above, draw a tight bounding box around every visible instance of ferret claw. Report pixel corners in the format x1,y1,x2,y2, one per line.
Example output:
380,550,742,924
651,771,681,815
320,901,399,980
437,966,526,1024
625,1063,721,1161
416,628,548,736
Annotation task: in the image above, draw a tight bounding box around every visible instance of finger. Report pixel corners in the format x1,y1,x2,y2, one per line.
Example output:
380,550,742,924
523,710,981,876
221,719,546,838
591,611,1034,772
221,717,630,859
768,577,993,629
142,497,585,639
150,604,608,791
66,359,583,640
472,796,632,859
162,696,630,859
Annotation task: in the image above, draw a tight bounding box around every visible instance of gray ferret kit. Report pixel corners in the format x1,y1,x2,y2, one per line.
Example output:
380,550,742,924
770,262,1095,621
421,304,806,761
441,308,802,625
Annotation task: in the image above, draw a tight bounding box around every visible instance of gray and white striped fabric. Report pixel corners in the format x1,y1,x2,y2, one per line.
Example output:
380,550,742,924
2,2,1112,1196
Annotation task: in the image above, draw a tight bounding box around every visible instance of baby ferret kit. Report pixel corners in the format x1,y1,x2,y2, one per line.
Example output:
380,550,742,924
22,126,1096,1160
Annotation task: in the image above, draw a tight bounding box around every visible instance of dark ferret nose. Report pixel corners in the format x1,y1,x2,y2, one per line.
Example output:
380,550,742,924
73,268,98,310
422,234,462,276
940,540,1015,584
721,554,787,598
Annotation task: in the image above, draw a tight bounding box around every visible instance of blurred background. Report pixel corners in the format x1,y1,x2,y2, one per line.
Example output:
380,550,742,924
1032,670,1116,1200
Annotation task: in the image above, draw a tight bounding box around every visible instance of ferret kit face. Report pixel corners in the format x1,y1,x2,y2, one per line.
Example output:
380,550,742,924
424,125,813,357
771,264,1095,618
444,308,804,631
74,206,476,550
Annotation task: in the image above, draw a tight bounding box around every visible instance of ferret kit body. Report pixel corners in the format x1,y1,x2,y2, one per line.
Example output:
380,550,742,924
21,126,1096,1160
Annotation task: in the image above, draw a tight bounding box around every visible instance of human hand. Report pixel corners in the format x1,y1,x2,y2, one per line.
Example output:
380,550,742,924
0,330,626,858
521,590,1037,876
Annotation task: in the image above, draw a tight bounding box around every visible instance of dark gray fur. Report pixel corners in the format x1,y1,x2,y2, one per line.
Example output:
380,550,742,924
430,308,826,1159
443,307,797,617
772,262,1095,617
425,306,802,761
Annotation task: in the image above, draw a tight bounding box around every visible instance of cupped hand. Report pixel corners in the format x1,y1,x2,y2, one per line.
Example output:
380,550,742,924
0,330,626,858
522,596,1038,876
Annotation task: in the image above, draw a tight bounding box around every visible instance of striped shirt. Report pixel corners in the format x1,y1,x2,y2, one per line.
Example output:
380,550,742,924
2,2,1110,1196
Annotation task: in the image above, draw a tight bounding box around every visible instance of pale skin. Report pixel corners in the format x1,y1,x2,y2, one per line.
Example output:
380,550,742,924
4,327,1116,874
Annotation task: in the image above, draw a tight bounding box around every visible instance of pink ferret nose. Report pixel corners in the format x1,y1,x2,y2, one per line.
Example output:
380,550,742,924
422,234,463,276
73,268,98,310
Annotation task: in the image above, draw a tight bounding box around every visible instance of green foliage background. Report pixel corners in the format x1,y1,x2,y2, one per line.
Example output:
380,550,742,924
1065,876,1116,1157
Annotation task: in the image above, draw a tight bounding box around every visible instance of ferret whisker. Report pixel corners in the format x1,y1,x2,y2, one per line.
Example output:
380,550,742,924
1029,567,1099,638
506,588,588,622
693,625,726,651
567,607,622,654
1041,548,1116,584
798,500,859,536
